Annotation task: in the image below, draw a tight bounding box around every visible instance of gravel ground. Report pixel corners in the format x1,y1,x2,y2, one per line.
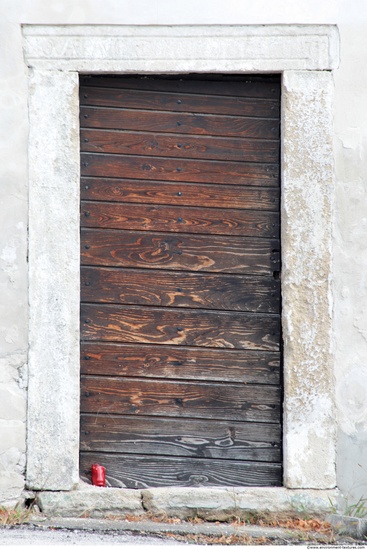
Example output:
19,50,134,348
0,524,367,549
0,518,366,547
0,524,184,546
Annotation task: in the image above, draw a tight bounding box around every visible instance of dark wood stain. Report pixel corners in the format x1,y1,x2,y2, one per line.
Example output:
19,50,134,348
81,303,280,350
80,376,281,422
79,74,282,488
80,106,278,140
80,129,279,164
80,452,282,488
81,229,280,274
80,414,281,461
80,343,280,384
80,86,280,118
81,152,279,186
80,75,280,99
81,200,280,237
81,178,280,211
81,266,280,313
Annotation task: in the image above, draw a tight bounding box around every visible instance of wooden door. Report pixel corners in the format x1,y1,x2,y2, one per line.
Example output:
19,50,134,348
79,75,282,488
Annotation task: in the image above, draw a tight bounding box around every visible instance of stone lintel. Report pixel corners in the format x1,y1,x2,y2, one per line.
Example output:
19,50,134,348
23,25,339,72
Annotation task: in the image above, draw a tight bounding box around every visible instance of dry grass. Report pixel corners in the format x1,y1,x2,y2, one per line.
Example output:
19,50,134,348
119,510,337,545
231,511,332,533
0,505,33,526
116,510,334,534
163,532,272,545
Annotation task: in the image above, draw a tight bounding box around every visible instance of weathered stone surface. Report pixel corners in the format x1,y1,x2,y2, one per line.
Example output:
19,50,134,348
328,514,367,539
23,25,339,72
37,486,144,518
26,69,80,492
282,70,335,489
0,471,26,507
142,487,339,520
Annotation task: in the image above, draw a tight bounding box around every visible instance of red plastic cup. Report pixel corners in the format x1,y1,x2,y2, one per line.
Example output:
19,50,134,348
91,463,106,487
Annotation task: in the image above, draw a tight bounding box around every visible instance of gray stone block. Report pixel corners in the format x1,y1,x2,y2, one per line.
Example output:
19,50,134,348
328,514,367,539
142,487,338,521
37,486,144,518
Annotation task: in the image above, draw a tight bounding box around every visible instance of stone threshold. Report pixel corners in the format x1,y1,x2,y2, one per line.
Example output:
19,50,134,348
35,485,339,521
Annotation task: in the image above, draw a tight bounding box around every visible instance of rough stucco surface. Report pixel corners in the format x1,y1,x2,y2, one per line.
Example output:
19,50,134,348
282,71,335,488
0,0,366,509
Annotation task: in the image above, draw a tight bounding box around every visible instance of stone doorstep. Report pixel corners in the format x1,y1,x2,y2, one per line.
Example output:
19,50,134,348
35,485,339,521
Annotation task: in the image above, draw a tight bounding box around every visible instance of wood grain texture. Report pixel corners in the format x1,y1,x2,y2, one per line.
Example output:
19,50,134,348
80,376,281,422
80,129,279,163
80,414,281,461
79,75,282,488
80,86,280,118
81,267,280,313
81,178,280,211
80,452,282,488
80,343,280,384
81,229,281,275
81,153,279,186
80,107,279,140
81,304,281,351
80,75,281,100
81,201,280,238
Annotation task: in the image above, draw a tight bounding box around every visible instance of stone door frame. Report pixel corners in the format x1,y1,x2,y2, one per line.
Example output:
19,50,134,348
23,24,339,493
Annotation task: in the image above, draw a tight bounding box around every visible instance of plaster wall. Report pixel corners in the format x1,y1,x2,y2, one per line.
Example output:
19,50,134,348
0,0,365,508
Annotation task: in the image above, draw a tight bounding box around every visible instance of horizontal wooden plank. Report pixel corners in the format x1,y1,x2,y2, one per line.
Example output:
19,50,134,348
80,107,279,140
80,376,281,422
80,76,281,100
81,229,280,275
81,153,279,187
81,267,280,313
80,414,281,461
81,304,280,350
80,452,282,488
81,201,280,238
80,129,279,164
81,178,280,211
80,86,280,118
80,343,280,384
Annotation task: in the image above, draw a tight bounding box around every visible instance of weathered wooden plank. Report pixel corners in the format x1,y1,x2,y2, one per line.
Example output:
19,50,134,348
80,75,281,100
80,452,282,488
80,86,280,118
81,267,280,313
81,153,279,187
81,229,280,274
80,414,281,461
80,107,279,140
80,343,280,384
80,376,281,422
80,129,279,163
81,201,280,238
81,304,280,350
81,178,280,211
